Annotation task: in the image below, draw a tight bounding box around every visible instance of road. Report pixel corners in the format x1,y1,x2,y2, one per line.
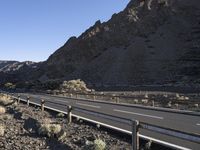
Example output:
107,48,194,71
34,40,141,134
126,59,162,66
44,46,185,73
12,92,200,150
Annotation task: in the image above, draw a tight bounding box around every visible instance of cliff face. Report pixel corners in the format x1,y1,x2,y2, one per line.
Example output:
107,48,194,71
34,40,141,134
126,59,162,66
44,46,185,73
43,0,200,86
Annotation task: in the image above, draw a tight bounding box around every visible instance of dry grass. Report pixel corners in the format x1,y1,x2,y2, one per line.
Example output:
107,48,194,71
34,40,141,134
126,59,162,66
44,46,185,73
0,94,13,106
60,79,91,92
93,139,106,150
37,118,65,139
56,112,65,118
0,106,6,114
0,125,5,136
83,139,106,150
0,114,12,120
38,123,62,137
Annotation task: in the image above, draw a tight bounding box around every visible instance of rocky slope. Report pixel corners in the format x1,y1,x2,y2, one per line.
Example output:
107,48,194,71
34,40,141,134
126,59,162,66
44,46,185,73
42,0,200,86
1,0,200,88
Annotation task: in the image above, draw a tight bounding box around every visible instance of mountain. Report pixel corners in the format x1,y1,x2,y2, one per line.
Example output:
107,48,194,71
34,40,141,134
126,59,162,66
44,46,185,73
0,61,38,73
43,0,200,86
0,61,41,83
1,0,200,88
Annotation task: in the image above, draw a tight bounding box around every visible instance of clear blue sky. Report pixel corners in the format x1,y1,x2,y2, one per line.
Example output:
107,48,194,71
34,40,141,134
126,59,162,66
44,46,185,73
0,0,130,62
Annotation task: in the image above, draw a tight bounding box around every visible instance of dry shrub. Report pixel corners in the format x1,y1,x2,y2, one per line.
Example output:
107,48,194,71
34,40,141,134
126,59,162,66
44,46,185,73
60,79,91,92
0,125,5,136
93,139,106,150
0,94,13,106
37,118,65,139
0,106,6,114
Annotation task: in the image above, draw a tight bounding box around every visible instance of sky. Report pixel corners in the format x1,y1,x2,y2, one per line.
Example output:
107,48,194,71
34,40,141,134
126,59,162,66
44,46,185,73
0,0,130,62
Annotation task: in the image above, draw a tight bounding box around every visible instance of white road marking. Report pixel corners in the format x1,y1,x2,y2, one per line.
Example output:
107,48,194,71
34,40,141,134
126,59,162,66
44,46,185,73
42,97,50,100
76,102,101,109
113,109,164,120
27,95,69,103
197,123,200,126
52,99,69,103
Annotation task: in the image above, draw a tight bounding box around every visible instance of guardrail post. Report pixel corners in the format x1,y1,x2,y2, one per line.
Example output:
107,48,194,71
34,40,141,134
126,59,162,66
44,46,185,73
41,99,45,112
116,97,119,103
67,105,72,124
27,96,30,106
93,95,96,100
152,100,155,107
175,103,179,109
132,120,139,150
17,94,21,104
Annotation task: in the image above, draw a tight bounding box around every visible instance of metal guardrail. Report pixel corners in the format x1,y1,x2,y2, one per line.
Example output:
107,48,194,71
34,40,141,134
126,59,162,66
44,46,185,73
3,93,200,150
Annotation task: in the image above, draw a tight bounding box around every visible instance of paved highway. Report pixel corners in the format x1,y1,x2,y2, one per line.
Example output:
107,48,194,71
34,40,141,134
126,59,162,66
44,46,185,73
12,92,200,150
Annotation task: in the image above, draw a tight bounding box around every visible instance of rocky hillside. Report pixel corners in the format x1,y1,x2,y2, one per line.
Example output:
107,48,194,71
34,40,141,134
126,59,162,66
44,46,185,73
0,61,38,73
1,0,200,88
42,0,200,86
0,61,41,83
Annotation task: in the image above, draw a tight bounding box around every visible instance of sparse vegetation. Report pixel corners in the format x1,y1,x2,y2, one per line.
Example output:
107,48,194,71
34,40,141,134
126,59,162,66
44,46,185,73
37,118,65,139
56,112,65,118
4,82,16,90
0,125,5,136
60,79,91,92
93,139,106,150
0,106,6,114
0,94,13,106
83,139,106,150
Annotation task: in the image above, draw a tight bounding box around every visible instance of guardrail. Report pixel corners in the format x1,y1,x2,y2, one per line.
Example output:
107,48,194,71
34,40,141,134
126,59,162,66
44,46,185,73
7,93,200,150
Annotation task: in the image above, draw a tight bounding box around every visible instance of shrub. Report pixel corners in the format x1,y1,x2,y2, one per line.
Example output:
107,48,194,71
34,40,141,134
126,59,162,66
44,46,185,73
93,139,106,150
56,112,65,118
4,82,16,89
0,106,6,114
37,119,65,139
83,139,106,150
0,125,5,136
60,79,91,92
38,123,62,138
0,94,13,106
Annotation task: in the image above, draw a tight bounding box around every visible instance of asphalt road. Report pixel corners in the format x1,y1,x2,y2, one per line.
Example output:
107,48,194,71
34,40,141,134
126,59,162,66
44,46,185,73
12,93,200,150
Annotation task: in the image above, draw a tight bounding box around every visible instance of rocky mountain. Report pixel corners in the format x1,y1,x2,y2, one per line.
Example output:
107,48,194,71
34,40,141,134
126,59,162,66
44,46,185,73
0,61,41,83
43,0,200,86
0,61,38,73
1,0,200,88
